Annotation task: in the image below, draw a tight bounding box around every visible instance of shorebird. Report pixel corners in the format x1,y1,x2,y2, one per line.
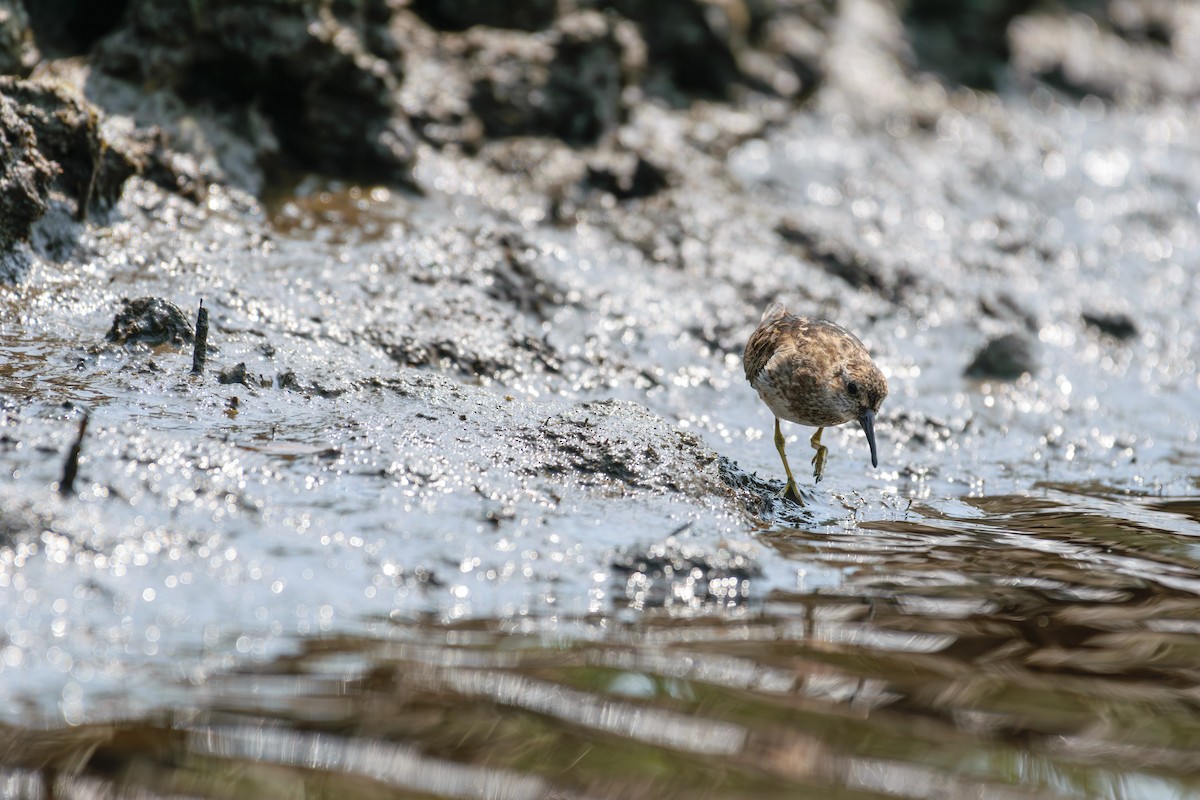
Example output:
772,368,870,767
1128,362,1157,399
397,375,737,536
743,303,887,503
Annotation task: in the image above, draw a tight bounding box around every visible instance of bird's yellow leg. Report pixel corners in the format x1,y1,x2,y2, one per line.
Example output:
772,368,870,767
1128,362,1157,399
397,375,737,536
774,418,803,503
810,427,828,483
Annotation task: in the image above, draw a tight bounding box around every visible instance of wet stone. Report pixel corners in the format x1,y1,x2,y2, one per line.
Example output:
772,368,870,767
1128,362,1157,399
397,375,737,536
106,297,194,347
1082,310,1138,341
964,332,1037,381
715,456,818,523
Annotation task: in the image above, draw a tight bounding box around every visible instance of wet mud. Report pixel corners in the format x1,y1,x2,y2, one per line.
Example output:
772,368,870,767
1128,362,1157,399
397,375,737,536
1,0,1199,798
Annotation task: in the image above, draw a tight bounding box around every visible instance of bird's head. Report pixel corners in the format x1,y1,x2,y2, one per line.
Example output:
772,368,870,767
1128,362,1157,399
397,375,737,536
838,362,888,468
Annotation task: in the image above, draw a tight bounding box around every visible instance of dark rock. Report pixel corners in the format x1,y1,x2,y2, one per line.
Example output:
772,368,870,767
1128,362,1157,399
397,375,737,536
595,0,835,104
0,89,57,270
92,0,417,186
467,11,639,146
1082,311,1138,341
410,0,558,32
106,297,194,347
902,0,1034,90
22,0,126,57
0,76,138,219
581,0,742,102
584,149,669,200
965,332,1036,381
0,0,40,76
715,454,822,522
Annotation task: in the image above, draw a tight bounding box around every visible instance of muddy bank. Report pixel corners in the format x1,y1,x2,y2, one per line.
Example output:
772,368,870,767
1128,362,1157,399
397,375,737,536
0,1,1199,797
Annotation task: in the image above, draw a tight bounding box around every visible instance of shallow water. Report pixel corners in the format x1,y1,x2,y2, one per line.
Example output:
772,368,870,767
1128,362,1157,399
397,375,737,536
3,31,1200,800
6,488,1200,799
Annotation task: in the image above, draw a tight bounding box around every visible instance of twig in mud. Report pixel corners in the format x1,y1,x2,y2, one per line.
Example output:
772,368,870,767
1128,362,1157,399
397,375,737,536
59,412,89,497
79,120,103,221
191,299,209,375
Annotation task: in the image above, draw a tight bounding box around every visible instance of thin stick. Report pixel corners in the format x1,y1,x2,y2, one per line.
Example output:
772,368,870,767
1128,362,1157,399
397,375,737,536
59,412,89,497
191,298,208,375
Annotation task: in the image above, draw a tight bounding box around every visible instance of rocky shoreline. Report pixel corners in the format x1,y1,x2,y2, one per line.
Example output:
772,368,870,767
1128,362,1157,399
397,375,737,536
5,0,1194,269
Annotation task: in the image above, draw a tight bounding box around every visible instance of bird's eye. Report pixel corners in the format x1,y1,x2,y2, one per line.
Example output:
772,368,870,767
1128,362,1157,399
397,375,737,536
846,380,860,397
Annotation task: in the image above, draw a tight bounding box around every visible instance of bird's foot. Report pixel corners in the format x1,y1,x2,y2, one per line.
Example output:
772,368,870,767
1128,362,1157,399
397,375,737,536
809,428,827,483
779,479,804,505
811,445,828,483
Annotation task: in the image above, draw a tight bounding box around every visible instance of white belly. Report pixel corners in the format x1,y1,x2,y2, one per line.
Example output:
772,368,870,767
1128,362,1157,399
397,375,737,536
751,369,803,424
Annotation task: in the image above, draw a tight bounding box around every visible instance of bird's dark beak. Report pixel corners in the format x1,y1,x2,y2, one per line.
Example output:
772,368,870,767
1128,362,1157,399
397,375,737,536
858,409,879,468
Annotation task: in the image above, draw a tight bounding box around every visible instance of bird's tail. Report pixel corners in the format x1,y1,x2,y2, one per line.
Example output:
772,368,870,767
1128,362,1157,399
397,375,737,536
761,302,789,323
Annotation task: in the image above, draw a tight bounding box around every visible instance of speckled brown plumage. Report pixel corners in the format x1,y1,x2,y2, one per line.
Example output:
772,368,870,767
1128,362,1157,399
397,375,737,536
744,302,887,498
